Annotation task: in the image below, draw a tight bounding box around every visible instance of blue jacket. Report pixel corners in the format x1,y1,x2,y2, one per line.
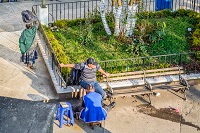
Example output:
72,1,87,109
80,92,107,123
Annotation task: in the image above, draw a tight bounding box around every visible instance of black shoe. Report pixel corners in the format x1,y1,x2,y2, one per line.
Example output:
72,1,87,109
104,102,116,112
109,102,116,108
106,91,113,98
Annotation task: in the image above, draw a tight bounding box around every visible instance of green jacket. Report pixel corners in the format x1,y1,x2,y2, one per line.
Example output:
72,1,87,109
19,26,37,54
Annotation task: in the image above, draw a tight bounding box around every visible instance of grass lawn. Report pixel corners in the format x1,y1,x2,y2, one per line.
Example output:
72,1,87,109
147,16,194,55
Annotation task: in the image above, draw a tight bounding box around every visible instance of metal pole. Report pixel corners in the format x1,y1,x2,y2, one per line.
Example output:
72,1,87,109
42,0,46,8
179,53,182,66
194,0,196,11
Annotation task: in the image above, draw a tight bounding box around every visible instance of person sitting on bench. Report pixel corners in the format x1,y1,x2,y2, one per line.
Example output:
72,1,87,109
79,84,107,125
60,57,109,101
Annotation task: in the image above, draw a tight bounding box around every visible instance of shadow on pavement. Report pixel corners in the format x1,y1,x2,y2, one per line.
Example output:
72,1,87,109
0,96,57,133
0,34,57,101
52,99,112,133
187,84,200,102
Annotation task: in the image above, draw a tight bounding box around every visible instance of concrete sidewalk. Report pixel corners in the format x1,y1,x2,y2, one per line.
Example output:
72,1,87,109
53,86,200,133
0,1,59,101
0,2,40,32
0,31,58,101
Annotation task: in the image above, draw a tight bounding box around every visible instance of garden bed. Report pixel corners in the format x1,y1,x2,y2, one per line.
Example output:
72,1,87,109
43,9,200,74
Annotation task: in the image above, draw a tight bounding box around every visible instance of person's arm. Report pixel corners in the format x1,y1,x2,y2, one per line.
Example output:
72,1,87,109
98,68,110,77
59,63,75,68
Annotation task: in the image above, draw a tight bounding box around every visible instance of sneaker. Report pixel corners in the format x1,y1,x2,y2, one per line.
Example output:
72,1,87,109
103,102,116,112
109,102,116,108
106,91,113,98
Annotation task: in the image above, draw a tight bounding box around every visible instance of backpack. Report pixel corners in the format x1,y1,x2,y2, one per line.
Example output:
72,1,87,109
70,64,86,85
70,68,82,85
21,10,37,23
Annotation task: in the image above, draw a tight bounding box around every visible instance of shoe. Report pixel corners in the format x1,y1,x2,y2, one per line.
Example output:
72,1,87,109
106,91,113,98
109,102,116,108
103,102,116,112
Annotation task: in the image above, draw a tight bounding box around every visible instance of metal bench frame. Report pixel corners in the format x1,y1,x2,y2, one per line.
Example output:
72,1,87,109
101,66,190,104
143,66,189,100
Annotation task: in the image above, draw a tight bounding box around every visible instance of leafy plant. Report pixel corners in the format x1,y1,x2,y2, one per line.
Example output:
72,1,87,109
43,8,199,75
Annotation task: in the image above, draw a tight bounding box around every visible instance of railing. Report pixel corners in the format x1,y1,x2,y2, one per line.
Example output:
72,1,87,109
32,8,67,89
39,23,66,88
140,0,200,12
98,52,198,74
32,0,111,23
63,52,198,84
32,0,200,23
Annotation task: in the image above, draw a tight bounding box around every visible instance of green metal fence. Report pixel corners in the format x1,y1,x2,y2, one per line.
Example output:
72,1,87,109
98,52,198,74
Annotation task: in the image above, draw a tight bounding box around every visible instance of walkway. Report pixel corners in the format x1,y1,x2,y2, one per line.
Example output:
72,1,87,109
0,2,58,101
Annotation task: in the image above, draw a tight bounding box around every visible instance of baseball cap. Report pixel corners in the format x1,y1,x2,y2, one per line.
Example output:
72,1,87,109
87,58,97,65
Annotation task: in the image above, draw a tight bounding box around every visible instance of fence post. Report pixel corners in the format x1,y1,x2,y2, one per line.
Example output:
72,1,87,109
52,53,54,70
66,68,68,86
194,52,197,73
193,0,196,12
84,2,86,18
142,58,145,69
105,62,107,72
179,53,182,66
60,67,62,87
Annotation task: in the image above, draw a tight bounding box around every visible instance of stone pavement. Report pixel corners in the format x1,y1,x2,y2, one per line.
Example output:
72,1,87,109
0,96,57,133
0,1,64,101
0,2,39,32
0,1,200,133
0,30,58,101
53,86,200,133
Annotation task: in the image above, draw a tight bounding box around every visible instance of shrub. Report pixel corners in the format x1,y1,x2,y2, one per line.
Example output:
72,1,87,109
192,29,200,46
54,20,67,28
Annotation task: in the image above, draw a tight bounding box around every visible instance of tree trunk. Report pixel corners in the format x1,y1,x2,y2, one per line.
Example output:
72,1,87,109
125,0,138,37
114,0,122,36
112,0,117,17
100,0,112,35
120,0,128,34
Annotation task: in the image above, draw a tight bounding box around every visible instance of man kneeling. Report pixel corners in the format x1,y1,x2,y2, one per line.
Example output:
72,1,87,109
79,84,107,129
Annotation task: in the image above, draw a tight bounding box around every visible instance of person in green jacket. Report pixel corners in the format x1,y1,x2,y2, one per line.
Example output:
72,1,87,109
19,23,37,54
19,23,38,68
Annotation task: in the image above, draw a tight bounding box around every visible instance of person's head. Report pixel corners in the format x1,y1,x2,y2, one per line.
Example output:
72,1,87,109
85,84,95,93
87,58,97,69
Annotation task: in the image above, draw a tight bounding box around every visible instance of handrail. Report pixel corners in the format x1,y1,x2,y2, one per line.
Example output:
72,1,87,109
99,52,196,62
32,7,67,89
98,52,198,74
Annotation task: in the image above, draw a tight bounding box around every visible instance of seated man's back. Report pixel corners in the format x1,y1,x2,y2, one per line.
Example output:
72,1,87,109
80,85,107,123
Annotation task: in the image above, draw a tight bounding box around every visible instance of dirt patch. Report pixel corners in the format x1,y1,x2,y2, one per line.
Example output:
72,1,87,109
137,105,200,131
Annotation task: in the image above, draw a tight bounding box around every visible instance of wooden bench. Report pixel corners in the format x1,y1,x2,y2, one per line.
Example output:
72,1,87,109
101,70,153,104
101,66,190,104
143,66,189,100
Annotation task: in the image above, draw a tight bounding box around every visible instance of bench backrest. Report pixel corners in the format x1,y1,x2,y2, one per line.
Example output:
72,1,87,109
101,66,184,82
101,70,144,82
144,66,184,78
